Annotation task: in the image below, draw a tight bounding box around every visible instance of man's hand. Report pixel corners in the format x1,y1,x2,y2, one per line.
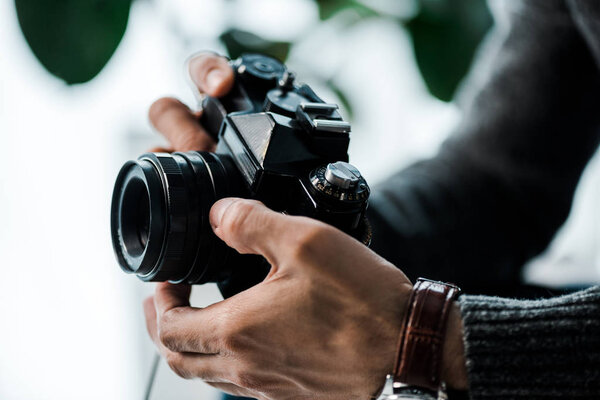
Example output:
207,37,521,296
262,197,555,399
148,52,234,152
144,198,413,399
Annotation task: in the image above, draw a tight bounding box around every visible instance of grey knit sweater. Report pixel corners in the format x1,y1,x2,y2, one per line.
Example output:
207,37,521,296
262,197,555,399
366,0,600,398
459,287,600,398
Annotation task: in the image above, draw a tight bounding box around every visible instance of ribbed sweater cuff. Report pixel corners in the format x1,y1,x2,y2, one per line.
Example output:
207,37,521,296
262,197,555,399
458,286,600,399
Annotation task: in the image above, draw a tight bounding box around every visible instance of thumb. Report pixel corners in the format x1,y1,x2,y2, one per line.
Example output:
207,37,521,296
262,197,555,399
209,198,295,264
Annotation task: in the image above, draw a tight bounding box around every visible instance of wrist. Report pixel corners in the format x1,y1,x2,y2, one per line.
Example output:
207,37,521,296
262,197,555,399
389,278,463,397
373,281,415,394
441,303,468,390
366,278,413,399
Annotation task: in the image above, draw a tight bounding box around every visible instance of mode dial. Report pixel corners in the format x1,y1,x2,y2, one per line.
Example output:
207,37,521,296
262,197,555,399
309,162,370,203
324,162,361,189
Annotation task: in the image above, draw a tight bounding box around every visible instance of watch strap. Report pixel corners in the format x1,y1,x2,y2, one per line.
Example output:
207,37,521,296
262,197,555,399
393,278,461,392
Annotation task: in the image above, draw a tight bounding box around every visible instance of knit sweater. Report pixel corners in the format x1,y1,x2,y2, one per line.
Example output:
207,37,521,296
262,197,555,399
366,0,600,398
459,287,600,398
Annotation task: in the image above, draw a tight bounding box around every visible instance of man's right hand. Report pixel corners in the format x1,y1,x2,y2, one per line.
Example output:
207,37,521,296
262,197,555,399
148,52,235,153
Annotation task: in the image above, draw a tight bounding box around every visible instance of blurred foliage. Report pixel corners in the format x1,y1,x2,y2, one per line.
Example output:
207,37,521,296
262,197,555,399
315,0,378,20
406,0,492,101
220,29,290,62
15,0,131,84
14,0,491,103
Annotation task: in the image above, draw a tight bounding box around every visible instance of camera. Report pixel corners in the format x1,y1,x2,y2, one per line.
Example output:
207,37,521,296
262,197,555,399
111,54,371,297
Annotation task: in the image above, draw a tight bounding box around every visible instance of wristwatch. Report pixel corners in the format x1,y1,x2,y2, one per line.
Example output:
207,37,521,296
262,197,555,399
377,278,461,400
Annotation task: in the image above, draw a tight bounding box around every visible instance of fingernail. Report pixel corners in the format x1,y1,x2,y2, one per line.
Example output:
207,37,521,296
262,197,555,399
206,69,225,92
210,198,236,228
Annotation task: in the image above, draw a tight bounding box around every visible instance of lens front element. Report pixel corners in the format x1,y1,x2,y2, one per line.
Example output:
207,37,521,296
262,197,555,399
111,151,242,284
119,177,150,257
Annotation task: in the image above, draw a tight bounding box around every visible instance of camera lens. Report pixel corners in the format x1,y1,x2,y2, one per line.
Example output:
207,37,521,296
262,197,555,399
111,151,246,284
137,194,150,248
120,177,150,256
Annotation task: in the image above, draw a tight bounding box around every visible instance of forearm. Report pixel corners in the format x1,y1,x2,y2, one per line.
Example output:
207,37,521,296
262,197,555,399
439,286,600,396
442,303,468,391
370,0,600,288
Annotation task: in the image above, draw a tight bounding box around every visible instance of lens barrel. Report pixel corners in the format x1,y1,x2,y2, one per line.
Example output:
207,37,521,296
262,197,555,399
111,151,244,284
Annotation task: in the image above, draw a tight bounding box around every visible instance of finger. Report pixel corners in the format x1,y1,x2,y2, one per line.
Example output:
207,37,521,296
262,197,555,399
144,294,179,357
145,299,230,382
145,293,226,380
153,283,221,354
163,351,230,382
148,97,216,151
209,198,311,265
147,146,174,153
143,295,159,343
188,52,235,97
207,382,256,398
154,282,191,315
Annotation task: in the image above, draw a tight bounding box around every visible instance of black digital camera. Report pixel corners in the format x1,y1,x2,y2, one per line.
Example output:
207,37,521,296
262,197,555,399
111,54,371,297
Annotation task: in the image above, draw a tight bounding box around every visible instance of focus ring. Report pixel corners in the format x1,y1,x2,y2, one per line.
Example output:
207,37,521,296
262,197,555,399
139,153,190,282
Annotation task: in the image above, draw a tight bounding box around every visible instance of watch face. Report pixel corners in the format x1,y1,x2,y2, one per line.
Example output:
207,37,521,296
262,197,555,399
381,387,438,400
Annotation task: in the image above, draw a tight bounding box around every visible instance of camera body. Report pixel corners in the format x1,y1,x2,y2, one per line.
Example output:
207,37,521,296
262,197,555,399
111,54,370,297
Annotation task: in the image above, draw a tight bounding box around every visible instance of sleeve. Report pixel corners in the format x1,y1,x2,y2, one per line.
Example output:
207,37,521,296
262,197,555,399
368,0,600,289
458,285,600,398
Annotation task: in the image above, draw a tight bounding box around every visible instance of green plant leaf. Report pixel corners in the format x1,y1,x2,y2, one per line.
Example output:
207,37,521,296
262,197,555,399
15,0,131,84
220,29,290,61
405,0,492,101
315,0,379,20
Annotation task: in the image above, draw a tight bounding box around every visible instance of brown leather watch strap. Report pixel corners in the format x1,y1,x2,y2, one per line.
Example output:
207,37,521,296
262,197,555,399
392,278,461,393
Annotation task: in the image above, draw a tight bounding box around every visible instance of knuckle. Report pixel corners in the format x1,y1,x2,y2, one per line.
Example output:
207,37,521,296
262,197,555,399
165,351,179,367
221,328,244,352
165,353,190,379
157,310,180,350
158,309,174,328
219,319,253,354
158,326,176,350
194,367,213,382
148,97,182,122
290,222,330,260
221,200,257,236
